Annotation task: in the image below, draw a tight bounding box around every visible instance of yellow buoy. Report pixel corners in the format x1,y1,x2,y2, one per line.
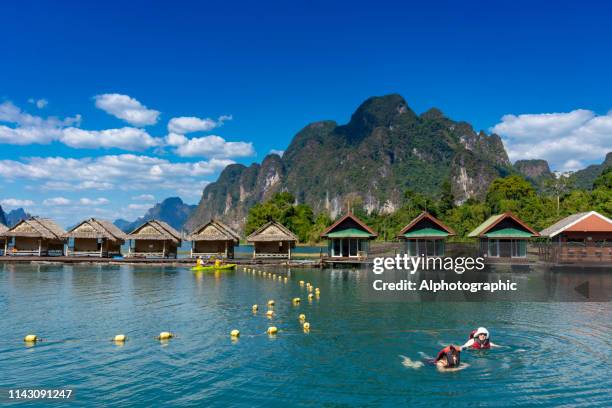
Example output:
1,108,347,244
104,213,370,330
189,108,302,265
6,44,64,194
299,314,306,321
267,326,278,335
292,297,301,304
230,329,240,338
158,331,173,340
24,334,38,343
113,334,127,342
299,280,304,286
252,304,258,312
267,300,275,306
266,310,274,318
303,322,310,331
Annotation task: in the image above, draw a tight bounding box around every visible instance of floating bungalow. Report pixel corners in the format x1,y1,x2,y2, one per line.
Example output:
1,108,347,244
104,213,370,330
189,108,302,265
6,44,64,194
188,219,240,259
321,212,377,259
247,220,298,259
397,212,455,257
63,218,126,258
468,212,539,260
0,223,7,256
125,220,182,258
539,211,612,264
1,217,66,256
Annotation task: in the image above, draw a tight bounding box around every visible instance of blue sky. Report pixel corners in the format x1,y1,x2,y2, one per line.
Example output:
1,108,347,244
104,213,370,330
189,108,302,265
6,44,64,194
1,0,611,226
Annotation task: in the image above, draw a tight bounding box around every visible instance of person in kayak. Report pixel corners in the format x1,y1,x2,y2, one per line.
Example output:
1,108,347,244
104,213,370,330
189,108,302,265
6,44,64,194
196,256,205,267
460,327,500,350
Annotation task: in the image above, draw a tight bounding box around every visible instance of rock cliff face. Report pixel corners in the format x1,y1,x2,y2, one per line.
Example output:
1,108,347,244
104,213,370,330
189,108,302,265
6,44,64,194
185,94,512,232
514,160,554,180
571,152,612,190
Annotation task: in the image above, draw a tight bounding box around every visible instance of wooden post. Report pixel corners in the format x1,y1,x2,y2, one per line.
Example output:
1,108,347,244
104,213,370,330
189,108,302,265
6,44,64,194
253,243,256,259
127,240,131,258
190,241,193,258
3,239,7,256
162,240,166,258
224,240,228,258
38,239,42,256
100,240,104,258
288,243,292,260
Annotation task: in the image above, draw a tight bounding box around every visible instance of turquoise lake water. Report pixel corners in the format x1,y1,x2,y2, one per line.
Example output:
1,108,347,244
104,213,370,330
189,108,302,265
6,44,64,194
1,264,611,407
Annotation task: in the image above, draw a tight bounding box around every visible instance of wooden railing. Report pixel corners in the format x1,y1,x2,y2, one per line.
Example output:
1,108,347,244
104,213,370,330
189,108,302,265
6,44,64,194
537,242,612,263
253,253,289,258
191,252,230,258
126,251,176,259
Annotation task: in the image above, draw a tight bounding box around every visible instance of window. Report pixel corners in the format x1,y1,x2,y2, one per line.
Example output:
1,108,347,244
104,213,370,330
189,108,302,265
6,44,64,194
511,240,526,258
349,239,358,257
435,240,445,256
333,239,341,257
488,239,499,257
407,240,417,256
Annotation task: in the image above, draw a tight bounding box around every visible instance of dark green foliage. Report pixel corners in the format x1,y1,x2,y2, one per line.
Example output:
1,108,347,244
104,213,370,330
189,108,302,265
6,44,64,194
245,192,321,243
245,172,611,243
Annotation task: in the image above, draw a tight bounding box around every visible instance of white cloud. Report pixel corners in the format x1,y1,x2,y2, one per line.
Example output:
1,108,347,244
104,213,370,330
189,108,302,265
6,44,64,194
60,127,161,150
38,181,115,191
43,197,71,206
269,149,285,157
28,98,48,109
132,194,155,201
128,203,153,210
0,101,80,145
491,109,612,172
0,198,35,208
79,197,110,205
0,154,233,189
94,94,160,127
167,134,255,158
167,114,231,134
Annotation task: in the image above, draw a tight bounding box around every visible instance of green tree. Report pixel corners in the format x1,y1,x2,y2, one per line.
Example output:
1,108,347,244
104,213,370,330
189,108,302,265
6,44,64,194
543,173,575,216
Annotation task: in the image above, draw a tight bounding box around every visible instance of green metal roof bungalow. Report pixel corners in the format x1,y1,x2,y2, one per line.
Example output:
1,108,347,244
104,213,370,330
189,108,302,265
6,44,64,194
397,212,455,257
321,213,377,259
468,212,539,260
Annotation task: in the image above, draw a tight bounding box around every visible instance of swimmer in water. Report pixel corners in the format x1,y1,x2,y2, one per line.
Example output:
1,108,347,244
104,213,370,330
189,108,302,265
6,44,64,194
401,345,469,372
432,345,464,370
460,327,501,350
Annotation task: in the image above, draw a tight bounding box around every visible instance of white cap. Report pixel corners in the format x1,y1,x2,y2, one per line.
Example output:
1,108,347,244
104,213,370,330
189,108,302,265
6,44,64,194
474,327,489,339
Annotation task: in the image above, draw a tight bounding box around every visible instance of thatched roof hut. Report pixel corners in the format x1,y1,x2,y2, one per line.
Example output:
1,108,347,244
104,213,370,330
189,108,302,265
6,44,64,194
247,220,298,259
63,218,127,257
1,217,66,256
125,219,182,258
189,219,240,242
64,218,126,241
189,219,240,259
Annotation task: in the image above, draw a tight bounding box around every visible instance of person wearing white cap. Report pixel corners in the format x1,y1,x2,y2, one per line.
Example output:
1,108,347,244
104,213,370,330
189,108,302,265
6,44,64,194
460,327,500,350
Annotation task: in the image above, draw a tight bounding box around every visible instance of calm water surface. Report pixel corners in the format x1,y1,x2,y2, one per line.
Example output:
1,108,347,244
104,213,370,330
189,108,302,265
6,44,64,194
1,264,611,407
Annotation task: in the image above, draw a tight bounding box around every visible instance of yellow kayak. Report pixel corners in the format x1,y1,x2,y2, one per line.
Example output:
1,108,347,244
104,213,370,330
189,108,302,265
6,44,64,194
191,264,237,271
